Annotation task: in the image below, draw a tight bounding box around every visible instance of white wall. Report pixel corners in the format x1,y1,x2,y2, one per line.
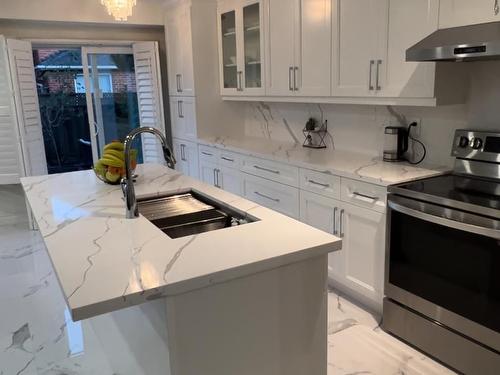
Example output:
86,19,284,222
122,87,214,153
241,60,500,167
0,0,166,25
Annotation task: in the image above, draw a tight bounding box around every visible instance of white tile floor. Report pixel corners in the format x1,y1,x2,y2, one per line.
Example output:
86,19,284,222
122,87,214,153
0,220,456,375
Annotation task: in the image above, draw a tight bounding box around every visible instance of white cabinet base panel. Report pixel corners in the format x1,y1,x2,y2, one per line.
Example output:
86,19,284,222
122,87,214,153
165,255,328,375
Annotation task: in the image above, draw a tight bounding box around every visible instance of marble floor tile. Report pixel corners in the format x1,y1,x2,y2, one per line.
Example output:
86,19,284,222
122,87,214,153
0,221,456,375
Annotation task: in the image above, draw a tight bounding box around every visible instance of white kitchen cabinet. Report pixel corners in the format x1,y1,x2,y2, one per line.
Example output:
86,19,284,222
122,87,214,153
300,189,385,310
331,0,388,97
173,138,199,179
217,0,265,96
170,97,197,140
219,166,243,195
439,0,500,28
381,0,439,98
266,0,331,96
165,2,195,96
199,159,219,187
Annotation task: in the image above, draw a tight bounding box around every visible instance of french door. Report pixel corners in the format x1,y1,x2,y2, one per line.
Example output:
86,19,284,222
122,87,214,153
82,47,141,164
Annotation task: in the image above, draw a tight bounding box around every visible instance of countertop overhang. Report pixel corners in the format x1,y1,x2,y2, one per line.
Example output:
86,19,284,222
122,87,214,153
21,164,341,321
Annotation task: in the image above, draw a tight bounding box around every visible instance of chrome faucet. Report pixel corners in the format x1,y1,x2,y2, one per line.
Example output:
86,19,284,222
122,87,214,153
121,127,176,219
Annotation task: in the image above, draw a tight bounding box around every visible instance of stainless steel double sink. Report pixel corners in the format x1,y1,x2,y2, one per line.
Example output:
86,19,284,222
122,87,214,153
137,191,256,239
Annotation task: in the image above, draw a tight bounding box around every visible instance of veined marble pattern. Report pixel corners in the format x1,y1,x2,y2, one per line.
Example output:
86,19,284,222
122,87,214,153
198,135,447,186
21,164,340,320
0,220,456,375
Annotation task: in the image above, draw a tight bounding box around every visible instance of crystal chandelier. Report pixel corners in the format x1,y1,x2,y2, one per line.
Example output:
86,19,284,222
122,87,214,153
101,0,137,21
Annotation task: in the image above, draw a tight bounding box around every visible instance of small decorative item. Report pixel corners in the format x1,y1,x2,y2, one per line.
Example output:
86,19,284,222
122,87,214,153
94,141,137,185
101,0,137,21
303,119,328,149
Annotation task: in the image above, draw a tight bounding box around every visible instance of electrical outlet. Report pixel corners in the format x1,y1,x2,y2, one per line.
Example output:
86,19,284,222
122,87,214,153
408,118,422,138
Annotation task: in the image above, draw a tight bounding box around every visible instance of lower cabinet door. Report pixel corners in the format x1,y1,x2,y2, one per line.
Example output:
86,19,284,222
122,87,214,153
199,159,218,187
172,139,199,179
300,190,386,310
339,201,386,309
219,166,242,196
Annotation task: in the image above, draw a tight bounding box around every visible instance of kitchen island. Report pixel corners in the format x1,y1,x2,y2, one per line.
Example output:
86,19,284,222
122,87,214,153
21,163,341,375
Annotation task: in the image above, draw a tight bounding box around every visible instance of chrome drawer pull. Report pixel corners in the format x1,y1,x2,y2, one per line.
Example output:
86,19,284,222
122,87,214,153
253,165,280,174
339,209,345,238
369,60,374,90
254,191,280,203
353,191,379,201
308,179,330,188
333,207,338,235
376,60,382,91
201,151,213,156
221,157,235,162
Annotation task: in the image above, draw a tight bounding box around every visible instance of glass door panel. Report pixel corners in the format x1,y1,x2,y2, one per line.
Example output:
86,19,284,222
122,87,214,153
243,3,261,88
82,47,143,164
221,10,238,89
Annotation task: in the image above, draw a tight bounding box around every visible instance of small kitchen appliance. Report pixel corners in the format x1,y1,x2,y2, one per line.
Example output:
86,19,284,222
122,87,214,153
384,129,500,375
383,126,408,162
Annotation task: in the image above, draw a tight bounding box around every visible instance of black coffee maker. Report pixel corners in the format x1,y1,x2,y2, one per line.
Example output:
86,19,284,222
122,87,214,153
383,126,409,162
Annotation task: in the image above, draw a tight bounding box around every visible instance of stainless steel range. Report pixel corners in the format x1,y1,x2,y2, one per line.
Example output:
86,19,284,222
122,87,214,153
383,130,500,375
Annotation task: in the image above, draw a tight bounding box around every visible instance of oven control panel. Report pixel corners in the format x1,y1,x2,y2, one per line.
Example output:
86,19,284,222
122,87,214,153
452,130,500,162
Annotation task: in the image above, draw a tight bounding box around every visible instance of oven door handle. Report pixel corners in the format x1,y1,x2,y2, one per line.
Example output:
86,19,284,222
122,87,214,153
388,200,500,240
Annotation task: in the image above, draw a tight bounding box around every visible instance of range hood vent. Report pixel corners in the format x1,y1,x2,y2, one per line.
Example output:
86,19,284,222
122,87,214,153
406,22,500,62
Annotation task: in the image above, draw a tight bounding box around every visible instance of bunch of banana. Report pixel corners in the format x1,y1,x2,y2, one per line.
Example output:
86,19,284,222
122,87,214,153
93,141,137,184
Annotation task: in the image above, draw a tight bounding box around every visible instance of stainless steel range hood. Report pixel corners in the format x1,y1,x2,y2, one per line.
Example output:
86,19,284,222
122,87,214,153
407,22,500,62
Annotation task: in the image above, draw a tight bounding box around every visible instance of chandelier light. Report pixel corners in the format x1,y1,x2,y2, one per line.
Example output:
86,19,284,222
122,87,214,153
101,0,137,21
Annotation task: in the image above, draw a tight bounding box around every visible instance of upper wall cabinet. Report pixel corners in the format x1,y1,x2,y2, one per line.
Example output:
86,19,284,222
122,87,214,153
332,0,439,99
331,0,388,97
217,0,265,96
265,0,331,97
165,2,196,96
439,0,500,28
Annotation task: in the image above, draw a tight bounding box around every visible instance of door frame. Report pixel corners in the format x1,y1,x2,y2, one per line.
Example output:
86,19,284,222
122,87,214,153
81,46,134,163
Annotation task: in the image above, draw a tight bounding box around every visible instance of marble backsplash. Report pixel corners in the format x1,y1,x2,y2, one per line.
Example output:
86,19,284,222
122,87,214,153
240,61,500,168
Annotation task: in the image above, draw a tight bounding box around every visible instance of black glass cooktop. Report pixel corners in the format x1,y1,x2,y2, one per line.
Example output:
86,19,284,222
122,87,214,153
395,174,500,212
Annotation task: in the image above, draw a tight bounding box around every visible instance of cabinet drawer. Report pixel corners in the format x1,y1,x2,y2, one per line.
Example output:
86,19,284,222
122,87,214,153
340,178,387,213
299,168,341,200
243,174,299,219
198,145,219,163
241,156,299,187
219,150,241,169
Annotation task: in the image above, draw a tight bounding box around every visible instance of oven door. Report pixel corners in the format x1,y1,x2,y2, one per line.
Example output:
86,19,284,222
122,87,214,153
386,194,500,352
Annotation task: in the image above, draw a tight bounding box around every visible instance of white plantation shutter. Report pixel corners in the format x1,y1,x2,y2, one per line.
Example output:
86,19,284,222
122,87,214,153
7,38,47,177
133,41,166,163
0,36,23,184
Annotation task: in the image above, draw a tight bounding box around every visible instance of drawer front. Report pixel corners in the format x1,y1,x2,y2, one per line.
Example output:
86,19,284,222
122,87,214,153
219,150,242,169
198,145,219,164
241,156,299,187
243,174,299,219
299,168,341,200
340,178,387,213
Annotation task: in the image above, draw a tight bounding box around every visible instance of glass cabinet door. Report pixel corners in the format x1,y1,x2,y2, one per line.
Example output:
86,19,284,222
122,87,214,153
243,2,261,89
220,10,238,90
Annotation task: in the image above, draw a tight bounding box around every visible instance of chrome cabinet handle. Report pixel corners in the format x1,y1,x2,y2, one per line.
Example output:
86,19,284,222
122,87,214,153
308,179,330,188
289,67,294,91
221,156,234,162
216,169,221,188
495,0,499,15
294,66,299,91
253,165,280,174
201,151,213,156
376,60,382,91
254,191,280,203
180,144,185,161
176,74,182,92
213,168,219,187
237,71,244,91
353,191,379,201
369,60,374,90
339,209,345,238
333,207,338,235
178,100,184,118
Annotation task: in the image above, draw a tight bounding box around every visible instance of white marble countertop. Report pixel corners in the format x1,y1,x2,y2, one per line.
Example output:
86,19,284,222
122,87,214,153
198,136,447,186
21,164,341,321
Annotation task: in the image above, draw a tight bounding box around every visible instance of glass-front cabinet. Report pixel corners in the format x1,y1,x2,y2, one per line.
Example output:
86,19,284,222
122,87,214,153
217,0,264,96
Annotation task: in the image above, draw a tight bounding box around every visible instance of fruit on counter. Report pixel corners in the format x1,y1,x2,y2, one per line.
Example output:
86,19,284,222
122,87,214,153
93,140,138,184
